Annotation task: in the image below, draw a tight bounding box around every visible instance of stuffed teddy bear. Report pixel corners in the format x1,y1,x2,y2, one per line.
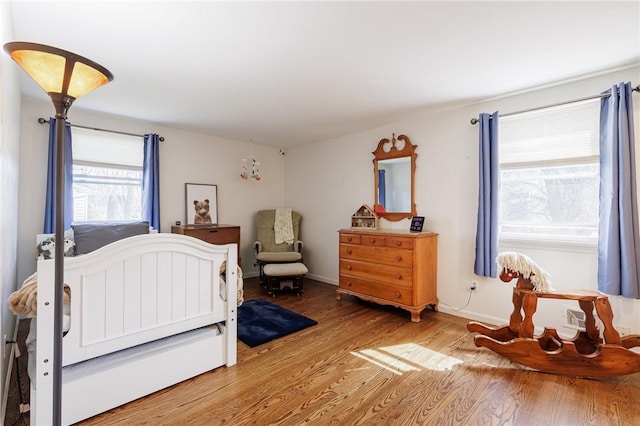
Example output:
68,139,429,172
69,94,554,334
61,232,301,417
219,261,244,306
193,199,213,224
8,272,71,318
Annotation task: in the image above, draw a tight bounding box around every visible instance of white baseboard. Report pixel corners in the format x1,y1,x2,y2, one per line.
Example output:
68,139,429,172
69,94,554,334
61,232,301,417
243,270,337,286
243,271,259,279
438,306,503,325
306,273,337,286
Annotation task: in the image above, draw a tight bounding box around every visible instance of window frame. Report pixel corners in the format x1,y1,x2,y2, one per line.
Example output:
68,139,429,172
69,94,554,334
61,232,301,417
71,129,145,223
497,99,601,246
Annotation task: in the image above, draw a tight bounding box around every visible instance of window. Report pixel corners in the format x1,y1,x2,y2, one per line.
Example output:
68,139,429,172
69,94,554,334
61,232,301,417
498,99,601,243
71,128,143,222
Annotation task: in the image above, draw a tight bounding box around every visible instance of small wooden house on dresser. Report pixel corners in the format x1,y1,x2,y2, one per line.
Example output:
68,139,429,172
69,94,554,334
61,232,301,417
351,204,378,228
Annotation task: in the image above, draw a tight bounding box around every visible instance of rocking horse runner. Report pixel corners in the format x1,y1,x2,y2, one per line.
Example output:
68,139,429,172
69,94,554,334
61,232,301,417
467,252,640,378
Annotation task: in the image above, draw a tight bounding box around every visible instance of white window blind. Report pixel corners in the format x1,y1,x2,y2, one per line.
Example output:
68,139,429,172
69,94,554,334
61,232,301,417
72,127,142,167
500,99,600,166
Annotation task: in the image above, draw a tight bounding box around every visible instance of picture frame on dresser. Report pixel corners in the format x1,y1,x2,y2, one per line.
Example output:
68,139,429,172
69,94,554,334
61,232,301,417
185,183,218,226
409,216,424,232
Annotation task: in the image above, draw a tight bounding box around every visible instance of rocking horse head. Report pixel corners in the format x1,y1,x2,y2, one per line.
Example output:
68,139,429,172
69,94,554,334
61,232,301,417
496,252,553,292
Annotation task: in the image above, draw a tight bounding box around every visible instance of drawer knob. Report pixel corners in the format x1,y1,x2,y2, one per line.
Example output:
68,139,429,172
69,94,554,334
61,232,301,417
369,238,375,243
347,281,352,287
395,256,402,262
395,241,401,246
347,249,352,255
346,265,352,270
395,292,401,298
395,274,402,280
347,237,353,241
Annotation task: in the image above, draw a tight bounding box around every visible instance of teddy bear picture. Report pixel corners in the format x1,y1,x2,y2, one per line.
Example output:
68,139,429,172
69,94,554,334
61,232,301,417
193,199,213,224
185,183,218,225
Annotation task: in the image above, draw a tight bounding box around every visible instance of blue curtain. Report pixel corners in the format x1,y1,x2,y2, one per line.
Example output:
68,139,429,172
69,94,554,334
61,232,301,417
474,112,499,277
598,82,640,298
378,169,386,208
44,118,73,233
142,133,161,231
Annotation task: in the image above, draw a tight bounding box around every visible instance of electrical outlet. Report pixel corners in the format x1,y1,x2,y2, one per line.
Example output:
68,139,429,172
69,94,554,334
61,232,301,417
470,280,478,290
617,326,632,336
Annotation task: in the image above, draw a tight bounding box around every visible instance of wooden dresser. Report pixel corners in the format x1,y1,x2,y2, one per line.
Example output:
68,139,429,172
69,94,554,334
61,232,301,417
337,228,438,322
171,224,241,266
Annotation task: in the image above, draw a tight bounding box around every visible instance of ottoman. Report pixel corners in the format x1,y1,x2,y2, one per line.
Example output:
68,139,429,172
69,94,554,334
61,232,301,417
263,262,308,296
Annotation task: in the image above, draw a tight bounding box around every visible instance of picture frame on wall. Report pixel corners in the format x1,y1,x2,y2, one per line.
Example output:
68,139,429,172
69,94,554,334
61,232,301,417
409,216,424,232
185,183,218,226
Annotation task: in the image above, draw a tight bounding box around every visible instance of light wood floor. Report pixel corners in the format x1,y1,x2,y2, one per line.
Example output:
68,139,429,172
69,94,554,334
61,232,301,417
7,277,640,425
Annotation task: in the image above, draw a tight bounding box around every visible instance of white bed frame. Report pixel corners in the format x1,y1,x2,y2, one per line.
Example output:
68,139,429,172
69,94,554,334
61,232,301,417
30,233,238,425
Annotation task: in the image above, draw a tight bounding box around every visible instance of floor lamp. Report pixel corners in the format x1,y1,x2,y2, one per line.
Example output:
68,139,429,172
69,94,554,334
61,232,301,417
4,42,112,425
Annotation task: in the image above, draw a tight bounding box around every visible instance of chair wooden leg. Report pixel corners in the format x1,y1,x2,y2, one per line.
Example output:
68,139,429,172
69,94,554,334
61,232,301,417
266,276,277,297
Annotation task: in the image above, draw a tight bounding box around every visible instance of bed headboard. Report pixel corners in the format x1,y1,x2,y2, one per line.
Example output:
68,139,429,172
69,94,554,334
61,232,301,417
35,233,238,366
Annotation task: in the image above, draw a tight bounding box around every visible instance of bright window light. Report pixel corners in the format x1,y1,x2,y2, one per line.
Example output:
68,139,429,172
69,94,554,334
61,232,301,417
351,343,463,375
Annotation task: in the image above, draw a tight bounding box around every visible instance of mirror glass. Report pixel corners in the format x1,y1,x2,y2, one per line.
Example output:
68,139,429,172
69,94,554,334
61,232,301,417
377,158,411,212
373,134,417,221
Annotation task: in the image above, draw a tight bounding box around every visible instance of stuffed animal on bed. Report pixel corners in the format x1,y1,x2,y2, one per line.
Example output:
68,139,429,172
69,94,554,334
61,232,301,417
8,272,71,318
220,262,244,306
36,236,75,259
193,199,213,224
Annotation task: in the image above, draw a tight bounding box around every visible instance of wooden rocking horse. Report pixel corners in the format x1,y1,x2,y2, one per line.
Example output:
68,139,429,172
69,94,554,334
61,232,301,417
467,252,640,377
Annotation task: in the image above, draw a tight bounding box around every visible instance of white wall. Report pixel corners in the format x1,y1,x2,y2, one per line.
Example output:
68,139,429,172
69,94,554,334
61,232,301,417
285,66,640,335
0,1,21,419
17,98,285,284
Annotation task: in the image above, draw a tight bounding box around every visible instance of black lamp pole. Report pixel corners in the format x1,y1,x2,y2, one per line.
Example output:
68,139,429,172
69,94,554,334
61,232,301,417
51,93,72,424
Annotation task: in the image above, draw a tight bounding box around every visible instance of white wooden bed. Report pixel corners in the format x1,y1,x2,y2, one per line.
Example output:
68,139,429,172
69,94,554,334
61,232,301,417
28,233,238,425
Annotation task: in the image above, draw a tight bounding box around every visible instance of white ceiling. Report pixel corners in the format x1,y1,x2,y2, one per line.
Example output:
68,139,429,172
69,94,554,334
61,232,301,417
8,1,640,148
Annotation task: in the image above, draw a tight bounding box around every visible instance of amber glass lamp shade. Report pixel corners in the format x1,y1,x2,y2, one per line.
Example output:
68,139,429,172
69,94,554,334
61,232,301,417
4,41,113,101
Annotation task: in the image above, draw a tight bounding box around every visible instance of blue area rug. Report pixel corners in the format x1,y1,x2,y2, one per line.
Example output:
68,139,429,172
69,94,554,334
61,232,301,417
237,298,318,347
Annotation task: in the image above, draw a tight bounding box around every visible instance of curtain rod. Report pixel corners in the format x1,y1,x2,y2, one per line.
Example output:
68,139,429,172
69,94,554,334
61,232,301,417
470,84,640,125
37,117,165,141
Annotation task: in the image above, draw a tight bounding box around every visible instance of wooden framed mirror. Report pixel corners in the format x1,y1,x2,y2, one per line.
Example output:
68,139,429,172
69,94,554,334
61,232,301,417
373,133,417,221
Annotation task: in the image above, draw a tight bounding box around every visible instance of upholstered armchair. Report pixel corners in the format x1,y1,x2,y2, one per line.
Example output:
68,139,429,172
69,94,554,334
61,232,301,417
254,209,303,286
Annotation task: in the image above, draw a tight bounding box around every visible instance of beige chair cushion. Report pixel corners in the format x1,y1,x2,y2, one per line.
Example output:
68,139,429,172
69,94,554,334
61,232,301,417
257,252,302,263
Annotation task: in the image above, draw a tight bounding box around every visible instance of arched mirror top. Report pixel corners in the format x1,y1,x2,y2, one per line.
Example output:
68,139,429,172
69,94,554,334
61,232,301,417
373,133,417,221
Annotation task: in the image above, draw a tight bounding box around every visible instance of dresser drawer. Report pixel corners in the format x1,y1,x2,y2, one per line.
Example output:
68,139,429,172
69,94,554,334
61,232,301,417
340,233,387,247
340,234,362,245
340,259,412,287
182,227,239,245
339,275,413,305
172,225,241,265
360,235,385,247
339,245,412,268
385,236,414,250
